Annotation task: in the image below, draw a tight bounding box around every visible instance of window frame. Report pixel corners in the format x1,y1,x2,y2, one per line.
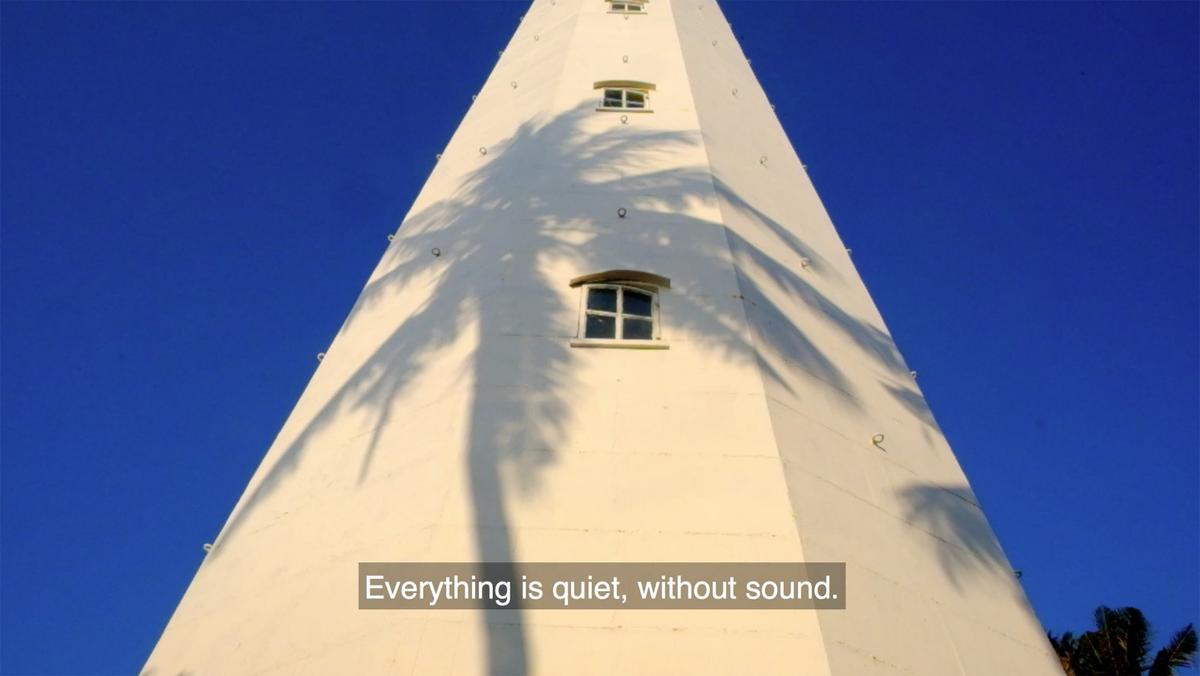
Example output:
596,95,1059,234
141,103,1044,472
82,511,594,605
593,81,657,113
608,0,646,14
599,87,650,111
572,282,668,349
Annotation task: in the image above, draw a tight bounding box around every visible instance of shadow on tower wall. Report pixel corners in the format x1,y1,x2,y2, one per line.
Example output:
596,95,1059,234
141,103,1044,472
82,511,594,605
898,483,1016,591
195,100,990,675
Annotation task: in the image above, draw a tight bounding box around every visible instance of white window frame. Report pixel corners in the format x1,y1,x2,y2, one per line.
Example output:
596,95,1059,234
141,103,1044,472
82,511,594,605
599,87,650,111
608,0,646,14
571,283,667,349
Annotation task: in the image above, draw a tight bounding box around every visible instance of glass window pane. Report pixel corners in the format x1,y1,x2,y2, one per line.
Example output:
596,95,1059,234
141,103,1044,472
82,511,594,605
623,317,653,340
625,91,645,108
602,90,623,107
587,287,618,312
623,289,653,317
586,314,617,339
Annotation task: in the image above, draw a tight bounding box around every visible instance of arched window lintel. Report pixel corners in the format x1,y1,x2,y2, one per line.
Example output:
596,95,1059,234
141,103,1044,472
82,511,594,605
569,269,670,289
592,80,657,92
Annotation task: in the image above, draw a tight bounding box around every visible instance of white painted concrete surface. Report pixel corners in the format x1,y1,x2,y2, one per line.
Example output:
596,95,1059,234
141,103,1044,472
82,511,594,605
144,1,1061,674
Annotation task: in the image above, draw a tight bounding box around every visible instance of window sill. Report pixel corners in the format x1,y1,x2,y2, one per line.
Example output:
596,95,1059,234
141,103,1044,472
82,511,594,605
607,11,646,15
596,107,654,113
570,339,669,350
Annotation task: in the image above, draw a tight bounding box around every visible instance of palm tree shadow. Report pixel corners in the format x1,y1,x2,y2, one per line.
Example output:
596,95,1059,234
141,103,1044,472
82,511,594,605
897,483,1013,591
200,100,917,675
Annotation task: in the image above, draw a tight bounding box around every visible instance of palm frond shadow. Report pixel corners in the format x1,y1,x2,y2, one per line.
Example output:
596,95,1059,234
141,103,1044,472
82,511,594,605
897,483,1015,592
208,101,944,674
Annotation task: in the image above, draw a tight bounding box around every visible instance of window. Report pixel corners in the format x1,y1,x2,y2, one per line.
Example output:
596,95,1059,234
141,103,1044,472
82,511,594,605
570,270,670,348
582,285,656,339
594,80,656,112
609,0,645,13
601,87,647,110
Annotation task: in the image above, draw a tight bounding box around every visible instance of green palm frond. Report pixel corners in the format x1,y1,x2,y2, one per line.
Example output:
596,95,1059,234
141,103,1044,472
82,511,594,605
1050,631,1079,675
1148,624,1197,676
1087,606,1151,674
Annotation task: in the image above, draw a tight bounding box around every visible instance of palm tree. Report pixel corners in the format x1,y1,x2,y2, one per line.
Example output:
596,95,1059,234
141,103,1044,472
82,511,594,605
1049,606,1197,675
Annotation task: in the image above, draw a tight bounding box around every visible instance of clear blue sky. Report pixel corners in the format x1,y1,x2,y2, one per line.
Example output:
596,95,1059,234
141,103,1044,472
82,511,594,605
1,2,1196,674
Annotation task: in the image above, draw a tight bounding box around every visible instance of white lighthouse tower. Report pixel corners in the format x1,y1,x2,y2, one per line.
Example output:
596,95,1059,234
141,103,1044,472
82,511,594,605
145,1,1061,674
